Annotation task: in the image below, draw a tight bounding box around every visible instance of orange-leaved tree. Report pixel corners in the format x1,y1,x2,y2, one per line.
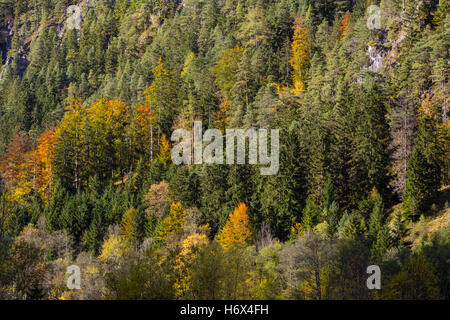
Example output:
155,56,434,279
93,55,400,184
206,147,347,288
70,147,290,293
0,128,58,203
34,127,58,202
217,202,252,250
0,133,31,201
0,133,29,190
290,17,311,95
338,12,351,41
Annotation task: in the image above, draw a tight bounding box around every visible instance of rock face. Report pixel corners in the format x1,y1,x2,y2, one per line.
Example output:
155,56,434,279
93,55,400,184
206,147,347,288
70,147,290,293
0,18,29,80
365,27,408,76
0,56,12,81
367,45,384,72
0,19,13,81
0,19,13,64
14,55,30,77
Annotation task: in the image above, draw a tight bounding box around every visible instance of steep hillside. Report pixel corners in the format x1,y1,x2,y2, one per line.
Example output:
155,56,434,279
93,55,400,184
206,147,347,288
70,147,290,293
0,0,448,300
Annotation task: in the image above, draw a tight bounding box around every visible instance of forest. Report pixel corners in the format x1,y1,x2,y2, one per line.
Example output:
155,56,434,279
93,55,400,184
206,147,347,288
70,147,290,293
0,0,448,300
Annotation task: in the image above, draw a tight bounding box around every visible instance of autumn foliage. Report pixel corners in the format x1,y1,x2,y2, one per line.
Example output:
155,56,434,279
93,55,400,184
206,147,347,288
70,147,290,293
0,94,161,201
217,202,252,249
0,128,58,203
33,127,58,202
154,202,186,244
289,17,311,95
0,133,30,201
338,12,351,41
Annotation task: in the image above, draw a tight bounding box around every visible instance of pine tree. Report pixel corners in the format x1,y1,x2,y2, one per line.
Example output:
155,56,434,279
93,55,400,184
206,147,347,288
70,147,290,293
199,163,230,234
301,196,320,232
389,57,417,197
432,0,448,27
370,224,391,263
391,211,410,249
144,58,179,147
259,125,306,241
368,190,385,244
403,110,441,219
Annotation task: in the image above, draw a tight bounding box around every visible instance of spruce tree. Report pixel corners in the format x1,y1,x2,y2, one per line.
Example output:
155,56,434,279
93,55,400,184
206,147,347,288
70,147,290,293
403,113,441,219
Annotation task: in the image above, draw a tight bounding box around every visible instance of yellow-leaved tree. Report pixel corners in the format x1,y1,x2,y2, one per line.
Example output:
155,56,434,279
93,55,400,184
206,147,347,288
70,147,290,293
154,202,186,245
99,233,132,264
217,202,252,250
175,233,210,298
290,17,311,95
157,134,171,165
120,208,137,241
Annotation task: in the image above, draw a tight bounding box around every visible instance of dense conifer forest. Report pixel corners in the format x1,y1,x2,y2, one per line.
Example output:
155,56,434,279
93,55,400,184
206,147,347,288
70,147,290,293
0,0,448,300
